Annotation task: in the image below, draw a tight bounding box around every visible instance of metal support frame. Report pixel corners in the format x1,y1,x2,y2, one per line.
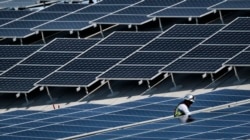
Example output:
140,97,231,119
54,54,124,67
20,38,23,45
41,31,46,44
146,80,151,88
233,66,241,82
219,10,224,24
77,31,80,39
107,81,114,95
85,87,89,94
158,18,163,32
24,93,29,104
170,73,177,88
210,73,215,83
135,25,138,32
99,24,104,38
195,18,198,24
46,86,53,101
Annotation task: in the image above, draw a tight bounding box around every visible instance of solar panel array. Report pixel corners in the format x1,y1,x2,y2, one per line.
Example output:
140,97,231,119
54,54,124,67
0,39,98,93
92,0,183,25
149,0,223,18
0,0,42,9
0,89,249,139
210,0,250,10
98,24,222,80
36,32,158,87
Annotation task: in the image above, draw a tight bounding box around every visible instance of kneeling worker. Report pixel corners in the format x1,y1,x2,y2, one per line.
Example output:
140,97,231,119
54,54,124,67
174,94,195,123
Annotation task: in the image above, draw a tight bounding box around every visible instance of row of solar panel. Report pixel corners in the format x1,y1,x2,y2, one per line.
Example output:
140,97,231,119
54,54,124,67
1,17,250,93
1,0,250,38
0,89,249,139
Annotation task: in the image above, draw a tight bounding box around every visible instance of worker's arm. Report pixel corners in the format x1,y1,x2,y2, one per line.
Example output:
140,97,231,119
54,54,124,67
178,104,191,116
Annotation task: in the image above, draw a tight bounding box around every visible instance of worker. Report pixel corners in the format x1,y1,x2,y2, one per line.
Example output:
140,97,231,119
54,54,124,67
174,94,195,123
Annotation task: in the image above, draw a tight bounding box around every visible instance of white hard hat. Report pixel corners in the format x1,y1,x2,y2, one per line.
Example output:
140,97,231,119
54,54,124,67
184,94,195,102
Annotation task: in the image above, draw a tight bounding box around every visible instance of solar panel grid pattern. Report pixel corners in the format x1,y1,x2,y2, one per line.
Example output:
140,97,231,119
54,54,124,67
210,0,250,9
223,18,250,31
149,8,211,17
0,59,22,71
225,52,250,66
174,0,224,7
0,90,249,139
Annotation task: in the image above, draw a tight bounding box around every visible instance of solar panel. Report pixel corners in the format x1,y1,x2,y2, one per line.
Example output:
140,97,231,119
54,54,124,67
99,32,159,45
1,21,44,28
0,78,39,93
41,39,99,52
41,3,88,12
183,45,247,58
0,59,22,71
120,52,183,65
210,0,250,10
161,58,227,73
58,59,120,72
0,45,41,58
0,19,11,25
135,0,183,7
174,0,223,8
141,39,203,52
77,5,126,13
98,65,163,80
223,17,250,31
21,12,66,21
32,21,91,31
160,24,224,38
224,52,250,66
115,6,163,15
0,28,35,38
21,52,80,65
0,65,59,78
92,14,152,25
0,10,32,19
79,45,142,59
57,13,105,21
97,0,141,5
36,72,101,87
149,8,212,18
204,31,250,44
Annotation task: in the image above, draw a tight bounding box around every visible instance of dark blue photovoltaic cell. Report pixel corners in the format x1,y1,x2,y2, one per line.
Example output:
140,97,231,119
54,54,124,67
67,103,105,110
12,130,78,139
191,120,245,127
99,32,159,45
191,100,227,107
1,21,44,28
195,94,247,102
0,28,34,37
64,119,129,127
215,114,250,121
2,110,39,116
41,39,98,52
135,0,183,7
217,126,250,134
19,113,56,119
134,131,195,139
223,18,250,31
98,65,163,79
208,89,250,97
80,45,141,59
33,21,91,31
163,125,221,133
161,58,227,73
0,78,38,92
41,4,87,12
97,0,140,5
38,125,103,133
89,114,154,122
57,13,105,21
93,14,151,24
116,7,163,15
121,52,183,65
150,8,211,17
0,136,45,140
77,5,126,13
1,65,58,78
184,132,244,139
141,39,203,52
112,109,170,118
183,45,247,58
36,72,101,86
85,106,123,113
21,52,80,65
160,25,223,38
0,19,11,25
0,59,21,71
210,0,250,9
0,10,32,19
175,0,223,7
21,12,66,21
204,32,250,44
135,104,175,112
59,59,120,72
225,52,250,66
0,45,41,58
